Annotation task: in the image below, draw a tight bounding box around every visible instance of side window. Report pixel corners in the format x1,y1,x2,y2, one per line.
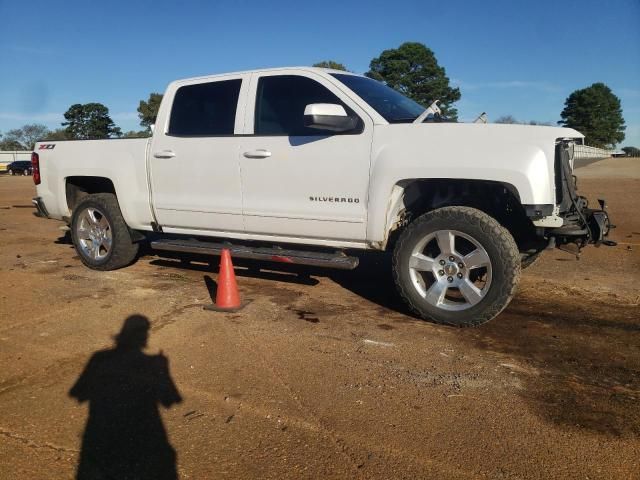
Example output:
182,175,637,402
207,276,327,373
255,75,361,136
168,79,242,136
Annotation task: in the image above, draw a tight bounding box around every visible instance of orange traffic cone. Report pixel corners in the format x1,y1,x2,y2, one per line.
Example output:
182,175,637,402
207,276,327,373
204,249,245,312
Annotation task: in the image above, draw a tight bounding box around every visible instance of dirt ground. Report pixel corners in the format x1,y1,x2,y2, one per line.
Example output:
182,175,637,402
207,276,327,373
1,157,639,479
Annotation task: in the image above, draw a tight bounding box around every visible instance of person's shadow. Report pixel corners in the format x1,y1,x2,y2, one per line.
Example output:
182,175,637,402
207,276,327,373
69,315,182,480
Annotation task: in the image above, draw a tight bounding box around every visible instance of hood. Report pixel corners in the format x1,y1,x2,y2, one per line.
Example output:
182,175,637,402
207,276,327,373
378,122,583,144
370,123,584,207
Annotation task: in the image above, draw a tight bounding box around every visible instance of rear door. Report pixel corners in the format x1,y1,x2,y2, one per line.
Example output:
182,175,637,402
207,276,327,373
239,71,373,242
149,74,248,232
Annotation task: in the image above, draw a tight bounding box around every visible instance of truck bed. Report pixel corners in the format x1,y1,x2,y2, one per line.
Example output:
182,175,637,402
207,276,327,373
34,138,154,229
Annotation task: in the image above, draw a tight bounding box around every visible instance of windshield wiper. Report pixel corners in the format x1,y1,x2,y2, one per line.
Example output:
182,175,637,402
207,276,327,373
413,100,441,124
388,117,419,124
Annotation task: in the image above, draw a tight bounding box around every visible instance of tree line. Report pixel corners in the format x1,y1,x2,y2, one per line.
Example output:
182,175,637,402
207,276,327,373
0,42,633,152
0,95,160,150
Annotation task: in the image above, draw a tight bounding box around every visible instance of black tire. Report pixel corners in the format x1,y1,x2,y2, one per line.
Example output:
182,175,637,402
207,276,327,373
70,193,139,271
392,206,521,327
521,251,543,269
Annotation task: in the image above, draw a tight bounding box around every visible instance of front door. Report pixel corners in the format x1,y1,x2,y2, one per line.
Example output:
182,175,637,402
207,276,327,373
149,74,248,232
239,71,373,242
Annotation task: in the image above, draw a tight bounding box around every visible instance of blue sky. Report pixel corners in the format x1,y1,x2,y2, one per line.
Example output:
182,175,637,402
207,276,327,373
1,0,639,146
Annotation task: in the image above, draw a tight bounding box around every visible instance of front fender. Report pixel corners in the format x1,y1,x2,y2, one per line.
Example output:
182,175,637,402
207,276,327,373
366,123,580,243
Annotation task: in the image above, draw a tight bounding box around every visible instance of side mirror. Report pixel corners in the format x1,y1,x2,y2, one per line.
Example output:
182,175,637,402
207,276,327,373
303,103,357,132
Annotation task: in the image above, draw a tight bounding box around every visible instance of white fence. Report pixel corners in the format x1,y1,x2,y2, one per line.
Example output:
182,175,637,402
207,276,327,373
574,145,614,160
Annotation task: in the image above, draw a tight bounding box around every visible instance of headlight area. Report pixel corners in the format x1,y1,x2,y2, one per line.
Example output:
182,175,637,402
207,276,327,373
546,140,616,252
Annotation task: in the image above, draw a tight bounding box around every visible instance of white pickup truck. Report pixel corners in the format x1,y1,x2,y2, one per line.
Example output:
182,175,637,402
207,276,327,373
32,67,613,326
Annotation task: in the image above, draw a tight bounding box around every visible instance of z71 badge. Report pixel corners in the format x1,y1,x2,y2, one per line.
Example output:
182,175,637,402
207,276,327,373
38,144,56,150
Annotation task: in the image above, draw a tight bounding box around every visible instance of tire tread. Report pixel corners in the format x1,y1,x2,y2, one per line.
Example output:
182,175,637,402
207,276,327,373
71,193,139,271
392,206,521,327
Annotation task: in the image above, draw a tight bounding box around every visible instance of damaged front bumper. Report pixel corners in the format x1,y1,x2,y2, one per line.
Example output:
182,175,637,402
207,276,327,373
550,198,614,246
585,200,614,245
546,141,615,249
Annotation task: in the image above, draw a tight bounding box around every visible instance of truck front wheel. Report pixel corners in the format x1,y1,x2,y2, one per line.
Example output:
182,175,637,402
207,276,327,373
71,193,139,271
392,206,521,327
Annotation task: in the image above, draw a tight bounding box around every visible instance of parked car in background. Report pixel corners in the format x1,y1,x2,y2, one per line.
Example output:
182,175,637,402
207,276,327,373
7,161,33,176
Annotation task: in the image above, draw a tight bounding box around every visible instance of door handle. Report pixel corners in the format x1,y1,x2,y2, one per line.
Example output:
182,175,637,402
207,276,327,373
243,149,271,159
153,150,176,159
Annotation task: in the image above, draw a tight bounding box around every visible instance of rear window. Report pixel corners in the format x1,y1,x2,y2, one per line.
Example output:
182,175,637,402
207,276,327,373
168,79,242,136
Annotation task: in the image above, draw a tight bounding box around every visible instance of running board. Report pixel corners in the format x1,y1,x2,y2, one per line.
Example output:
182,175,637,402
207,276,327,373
150,238,359,270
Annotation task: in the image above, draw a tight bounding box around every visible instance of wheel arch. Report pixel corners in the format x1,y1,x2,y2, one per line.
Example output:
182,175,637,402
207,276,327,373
65,177,146,242
66,176,116,212
378,178,541,253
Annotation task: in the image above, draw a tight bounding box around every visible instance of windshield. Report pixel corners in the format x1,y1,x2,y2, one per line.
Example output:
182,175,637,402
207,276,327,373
331,73,425,123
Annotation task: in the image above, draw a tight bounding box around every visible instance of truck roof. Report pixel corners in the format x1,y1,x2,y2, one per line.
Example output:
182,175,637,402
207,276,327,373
171,66,360,85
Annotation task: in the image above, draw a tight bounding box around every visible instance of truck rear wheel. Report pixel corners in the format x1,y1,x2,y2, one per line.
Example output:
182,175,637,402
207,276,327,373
392,206,521,327
71,193,139,271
